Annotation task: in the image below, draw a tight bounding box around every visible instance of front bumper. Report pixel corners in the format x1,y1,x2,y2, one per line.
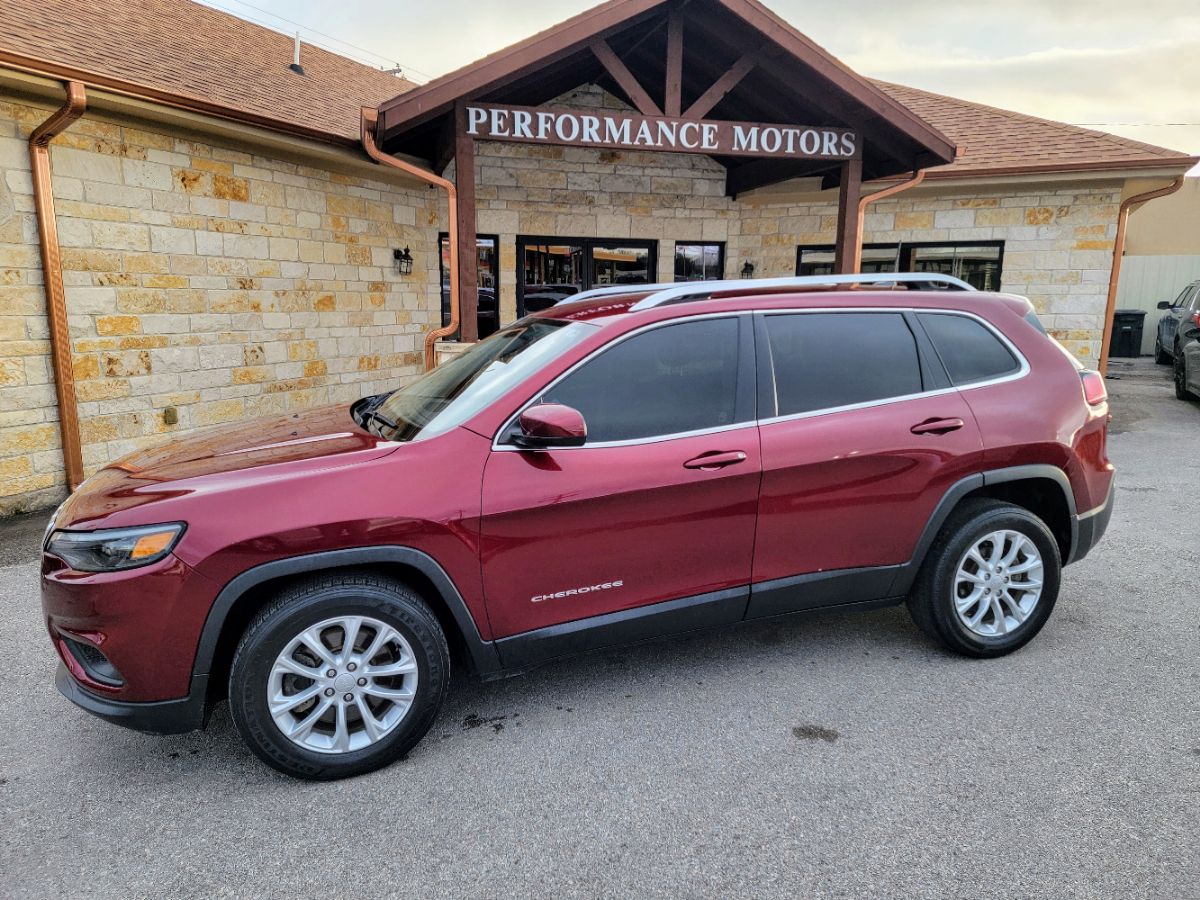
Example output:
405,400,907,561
55,663,208,735
1069,481,1114,564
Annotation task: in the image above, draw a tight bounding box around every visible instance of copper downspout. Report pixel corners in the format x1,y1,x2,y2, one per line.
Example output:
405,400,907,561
853,168,925,274
360,107,459,371
1098,175,1186,376
29,81,87,491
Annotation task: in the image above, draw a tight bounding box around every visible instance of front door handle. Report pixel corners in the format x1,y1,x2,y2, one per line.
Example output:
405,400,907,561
910,417,965,436
683,450,747,470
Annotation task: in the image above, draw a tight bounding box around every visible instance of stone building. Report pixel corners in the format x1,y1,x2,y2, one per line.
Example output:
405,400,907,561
0,0,1194,515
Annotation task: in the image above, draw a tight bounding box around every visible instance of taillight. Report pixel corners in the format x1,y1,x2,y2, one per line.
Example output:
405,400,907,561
1080,370,1107,406
1192,311,1200,329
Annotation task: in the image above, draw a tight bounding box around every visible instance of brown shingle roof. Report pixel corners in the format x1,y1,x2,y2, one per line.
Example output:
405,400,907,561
0,0,415,144
0,0,1192,177
872,79,1196,178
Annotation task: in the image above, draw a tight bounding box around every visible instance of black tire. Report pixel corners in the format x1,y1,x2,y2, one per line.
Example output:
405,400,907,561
1175,352,1196,400
907,499,1061,658
229,573,449,780
1154,339,1172,365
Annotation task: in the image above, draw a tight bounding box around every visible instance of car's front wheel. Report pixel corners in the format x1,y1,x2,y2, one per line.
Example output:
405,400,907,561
907,499,1061,658
1155,338,1172,365
229,573,449,780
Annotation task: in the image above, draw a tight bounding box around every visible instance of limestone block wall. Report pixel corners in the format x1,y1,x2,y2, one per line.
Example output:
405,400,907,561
467,86,1120,366
732,183,1122,365
0,91,439,514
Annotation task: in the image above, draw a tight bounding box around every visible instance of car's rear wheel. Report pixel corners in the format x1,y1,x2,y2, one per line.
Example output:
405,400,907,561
1154,338,1172,365
907,499,1061,658
229,573,449,780
1175,352,1196,400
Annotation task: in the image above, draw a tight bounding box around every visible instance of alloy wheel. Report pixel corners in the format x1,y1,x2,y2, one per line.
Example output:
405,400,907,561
952,530,1044,637
267,615,418,754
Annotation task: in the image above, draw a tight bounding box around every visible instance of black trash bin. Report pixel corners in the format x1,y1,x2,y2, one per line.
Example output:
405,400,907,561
1109,309,1146,358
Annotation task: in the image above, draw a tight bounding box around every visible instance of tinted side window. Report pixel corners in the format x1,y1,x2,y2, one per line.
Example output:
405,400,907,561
541,318,742,442
919,313,1020,385
764,313,923,416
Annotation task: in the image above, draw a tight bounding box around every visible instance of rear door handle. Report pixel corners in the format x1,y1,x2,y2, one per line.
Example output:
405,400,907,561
683,450,747,470
910,417,965,436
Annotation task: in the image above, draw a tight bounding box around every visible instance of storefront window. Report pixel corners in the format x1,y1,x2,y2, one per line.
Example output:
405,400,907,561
674,242,725,281
901,242,1003,291
796,241,1003,288
517,236,657,316
797,244,899,277
439,233,500,338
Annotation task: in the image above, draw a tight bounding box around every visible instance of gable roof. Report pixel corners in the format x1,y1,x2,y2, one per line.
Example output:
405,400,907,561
0,0,1192,180
872,80,1196,179
0,0,415,145
376,0,959,187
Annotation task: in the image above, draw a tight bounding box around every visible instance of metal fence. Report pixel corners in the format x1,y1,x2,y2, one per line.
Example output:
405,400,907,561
1114,255,1200,354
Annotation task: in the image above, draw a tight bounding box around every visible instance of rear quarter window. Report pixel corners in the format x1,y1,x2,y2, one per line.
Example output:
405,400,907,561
919,312,1021,386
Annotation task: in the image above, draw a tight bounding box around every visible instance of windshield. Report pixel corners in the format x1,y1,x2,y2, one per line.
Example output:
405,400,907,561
363,318,595,442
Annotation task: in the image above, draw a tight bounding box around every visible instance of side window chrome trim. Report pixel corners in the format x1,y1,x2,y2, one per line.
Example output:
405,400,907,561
492,306,1030,449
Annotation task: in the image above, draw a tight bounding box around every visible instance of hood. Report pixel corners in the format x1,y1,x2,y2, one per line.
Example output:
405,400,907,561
56,404,396,528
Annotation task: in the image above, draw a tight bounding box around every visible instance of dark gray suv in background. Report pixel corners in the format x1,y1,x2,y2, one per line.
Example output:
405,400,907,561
1154,280,1200,365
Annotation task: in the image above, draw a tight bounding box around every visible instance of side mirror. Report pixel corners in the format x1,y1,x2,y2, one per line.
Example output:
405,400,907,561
1158,301,1172,310
513,403,587,449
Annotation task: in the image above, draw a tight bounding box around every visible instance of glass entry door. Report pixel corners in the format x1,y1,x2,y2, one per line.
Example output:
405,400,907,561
518,236,657,316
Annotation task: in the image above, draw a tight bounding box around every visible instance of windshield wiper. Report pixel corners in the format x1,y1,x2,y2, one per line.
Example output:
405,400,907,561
364,409,398,436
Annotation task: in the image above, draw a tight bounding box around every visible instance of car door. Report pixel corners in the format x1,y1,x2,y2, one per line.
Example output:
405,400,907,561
748,309,985,617
1182,290,1200,393
479,315,761,646
1164,285,1196,353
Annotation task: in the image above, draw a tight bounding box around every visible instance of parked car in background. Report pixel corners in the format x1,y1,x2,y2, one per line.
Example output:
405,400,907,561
522,283,581,313
41,273,1114,780
1153,280,1200,364
1171,303,1200,401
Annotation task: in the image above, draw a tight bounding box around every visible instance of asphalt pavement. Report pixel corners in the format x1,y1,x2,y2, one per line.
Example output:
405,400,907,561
1,357,1197,899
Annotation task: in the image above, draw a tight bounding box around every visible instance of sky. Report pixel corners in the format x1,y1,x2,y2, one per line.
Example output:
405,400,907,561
199,0,1200,173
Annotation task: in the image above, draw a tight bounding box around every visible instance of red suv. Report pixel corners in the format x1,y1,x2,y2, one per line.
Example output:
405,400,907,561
41,274,1114,779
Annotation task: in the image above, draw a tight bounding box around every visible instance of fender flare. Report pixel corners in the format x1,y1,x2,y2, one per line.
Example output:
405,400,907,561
890,464,1077,596
190,546,503,681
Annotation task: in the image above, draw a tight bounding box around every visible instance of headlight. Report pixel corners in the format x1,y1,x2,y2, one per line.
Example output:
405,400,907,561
45,523,185,572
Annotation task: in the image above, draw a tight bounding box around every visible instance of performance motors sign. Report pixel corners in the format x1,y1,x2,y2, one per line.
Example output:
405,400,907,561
465,103,859,160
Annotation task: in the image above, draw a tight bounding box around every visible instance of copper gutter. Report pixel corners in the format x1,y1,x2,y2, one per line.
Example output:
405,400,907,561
30,81,87,491
361,107,459,371
1098,175,1185,376
853,168,925,273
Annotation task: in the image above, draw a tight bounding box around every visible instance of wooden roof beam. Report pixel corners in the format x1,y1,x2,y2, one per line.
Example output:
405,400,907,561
590,38,662,117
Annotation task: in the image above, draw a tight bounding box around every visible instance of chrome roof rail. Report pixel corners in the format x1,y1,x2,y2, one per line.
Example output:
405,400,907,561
619,272,976,311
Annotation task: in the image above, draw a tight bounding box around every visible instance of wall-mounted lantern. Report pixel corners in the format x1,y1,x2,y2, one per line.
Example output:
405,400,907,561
740,261,755,279
393,246,414,276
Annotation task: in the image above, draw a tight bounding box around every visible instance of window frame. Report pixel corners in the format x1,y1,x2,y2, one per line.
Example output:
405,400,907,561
438,231,500,329
796,243,899,276
795,240,1006,288
673,241,727,282
899,240,1005,290
493,312,756,450
516,235,659,318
